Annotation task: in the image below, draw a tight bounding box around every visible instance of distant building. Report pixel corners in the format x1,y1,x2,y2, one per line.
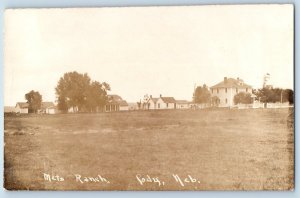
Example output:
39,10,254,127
128,102,138,110
15,102,57,114
147,97,159,109
145,95,176,110
15,102,29,114
68,106,79,113
175,100,190,109
40,102,56,114
210,77,253,107
157,96,176,109
105,95,129,112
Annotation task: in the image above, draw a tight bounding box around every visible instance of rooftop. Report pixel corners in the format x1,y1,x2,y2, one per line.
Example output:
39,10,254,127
148,98,159,103
41,102,55,109
161,97,176,103
211,77,252,89
16,102,29,108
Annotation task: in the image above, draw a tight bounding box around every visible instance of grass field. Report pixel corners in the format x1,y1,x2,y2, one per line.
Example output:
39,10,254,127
4,108,294,190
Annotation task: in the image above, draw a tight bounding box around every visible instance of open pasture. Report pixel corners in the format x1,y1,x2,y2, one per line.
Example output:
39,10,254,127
4,108,294,190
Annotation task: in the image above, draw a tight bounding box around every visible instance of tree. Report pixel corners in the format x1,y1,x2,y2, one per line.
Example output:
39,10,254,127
55,71,110,113
84,81,110,112
57,95,68,113
25,90,42,113
211,96,220,107
56,71,91,112
282,89,294,104
234,92,252,105
256,88,294,104
137,100,142,110
193,84,211,104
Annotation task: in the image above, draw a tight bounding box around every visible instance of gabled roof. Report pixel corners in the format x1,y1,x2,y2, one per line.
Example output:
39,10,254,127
41,102,55,109
160,97,176,103
210,78,252,89
16,102,29,108
148,98,159,103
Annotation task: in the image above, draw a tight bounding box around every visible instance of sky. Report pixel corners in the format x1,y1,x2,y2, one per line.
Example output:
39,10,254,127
4,5,294,106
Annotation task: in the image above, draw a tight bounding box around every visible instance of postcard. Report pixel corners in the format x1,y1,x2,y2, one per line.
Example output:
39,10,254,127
4,5,294,190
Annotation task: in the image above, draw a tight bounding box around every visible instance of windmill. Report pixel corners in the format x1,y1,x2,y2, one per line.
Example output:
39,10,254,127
193,83,196,102
263,73,271,88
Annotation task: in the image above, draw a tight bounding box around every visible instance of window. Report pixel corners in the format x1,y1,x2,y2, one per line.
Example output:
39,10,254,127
217,88,219,94
225,88,227,93
158,103,160,109
246,88,248,92
212,89,214,93
166,103,168,108
225,98,228,104
236,88,238,93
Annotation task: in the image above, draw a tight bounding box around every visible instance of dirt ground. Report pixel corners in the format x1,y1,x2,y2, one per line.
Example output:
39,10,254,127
4,108,294,190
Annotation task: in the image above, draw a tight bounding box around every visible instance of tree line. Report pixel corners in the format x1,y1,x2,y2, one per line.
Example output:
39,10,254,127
24,72,294,113
24,71,110,113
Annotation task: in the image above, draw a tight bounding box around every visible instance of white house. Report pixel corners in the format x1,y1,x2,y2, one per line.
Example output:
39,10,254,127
157,96,176,109
175,100,190,109
147,97,159,109
68,106,79,113
145,95,176,110
15,102,29,114
210,77,253,107
40,102,56,114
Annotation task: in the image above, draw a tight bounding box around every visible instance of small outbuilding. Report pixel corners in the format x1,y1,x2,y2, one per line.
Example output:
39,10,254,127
175,100,190,109
40,102,56,114
15,102,29,114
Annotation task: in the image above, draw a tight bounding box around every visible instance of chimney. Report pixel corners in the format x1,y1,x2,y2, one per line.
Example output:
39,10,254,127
224,77,228,83
160,94,162,98
237,77,244,85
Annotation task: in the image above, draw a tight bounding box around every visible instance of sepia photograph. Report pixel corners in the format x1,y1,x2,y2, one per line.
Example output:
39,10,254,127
3,4,294,190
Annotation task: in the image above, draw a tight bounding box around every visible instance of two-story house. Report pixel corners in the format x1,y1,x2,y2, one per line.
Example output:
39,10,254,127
210,77,253,107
